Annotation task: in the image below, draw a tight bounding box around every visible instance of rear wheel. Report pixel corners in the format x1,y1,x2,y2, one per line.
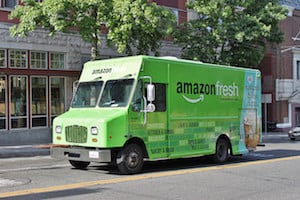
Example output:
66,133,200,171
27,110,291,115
213,138,229,163
69,160,90,169
116,143,144,174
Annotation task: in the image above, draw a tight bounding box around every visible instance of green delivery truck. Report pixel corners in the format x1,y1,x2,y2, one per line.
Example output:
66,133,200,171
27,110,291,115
51,55,262,174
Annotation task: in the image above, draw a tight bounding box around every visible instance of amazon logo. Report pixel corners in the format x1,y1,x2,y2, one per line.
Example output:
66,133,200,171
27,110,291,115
176,81,239,103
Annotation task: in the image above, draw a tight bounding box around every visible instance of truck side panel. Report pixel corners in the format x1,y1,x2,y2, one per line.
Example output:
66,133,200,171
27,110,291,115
130,57,261,160
167,61,247,158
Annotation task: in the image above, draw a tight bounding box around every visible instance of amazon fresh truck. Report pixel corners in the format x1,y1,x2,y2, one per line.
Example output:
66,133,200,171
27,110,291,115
51,55,261,174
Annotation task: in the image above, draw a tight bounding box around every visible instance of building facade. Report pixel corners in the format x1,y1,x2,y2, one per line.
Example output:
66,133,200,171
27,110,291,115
0,0,186,145
260,0,300,131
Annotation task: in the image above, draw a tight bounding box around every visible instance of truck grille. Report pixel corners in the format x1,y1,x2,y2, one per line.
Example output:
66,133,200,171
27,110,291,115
65,125,88,143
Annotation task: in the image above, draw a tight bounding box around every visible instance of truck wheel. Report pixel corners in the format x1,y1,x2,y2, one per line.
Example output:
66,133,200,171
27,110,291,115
116,143,144,174
69,160,90,169
213,138,229,163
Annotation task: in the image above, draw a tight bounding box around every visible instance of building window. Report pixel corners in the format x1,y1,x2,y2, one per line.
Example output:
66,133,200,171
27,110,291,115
30,51,47,69
0,49,5,68
31,77,47,127
172,9,179,25
10,76,28,129
50,53,65,69
9,49,27,68
297,61,300,80
1,0,18,8
0,76,6,130
51,77,65,124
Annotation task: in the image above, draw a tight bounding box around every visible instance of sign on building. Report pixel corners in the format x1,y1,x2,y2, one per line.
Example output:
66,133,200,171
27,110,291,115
276,79,294,101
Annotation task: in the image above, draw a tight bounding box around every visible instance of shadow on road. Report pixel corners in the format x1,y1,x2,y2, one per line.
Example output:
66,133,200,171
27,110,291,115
66,133,300,175
84,147,300,175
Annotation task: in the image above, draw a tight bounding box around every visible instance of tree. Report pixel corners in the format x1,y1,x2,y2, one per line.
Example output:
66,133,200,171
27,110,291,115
106,0,176,55
9,0,176,60
173,0,288,68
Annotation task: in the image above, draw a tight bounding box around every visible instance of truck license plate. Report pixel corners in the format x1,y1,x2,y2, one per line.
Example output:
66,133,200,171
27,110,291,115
89,151,99,159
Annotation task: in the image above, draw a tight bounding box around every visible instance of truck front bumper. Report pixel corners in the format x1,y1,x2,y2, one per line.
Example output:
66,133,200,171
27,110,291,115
51,146,112,163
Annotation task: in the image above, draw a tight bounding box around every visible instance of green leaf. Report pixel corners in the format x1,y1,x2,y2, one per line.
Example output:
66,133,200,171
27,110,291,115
174,0,288,68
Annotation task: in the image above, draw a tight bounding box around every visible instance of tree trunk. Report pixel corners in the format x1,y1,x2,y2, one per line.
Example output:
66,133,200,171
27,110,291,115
90,7,99,61
91,34,98,61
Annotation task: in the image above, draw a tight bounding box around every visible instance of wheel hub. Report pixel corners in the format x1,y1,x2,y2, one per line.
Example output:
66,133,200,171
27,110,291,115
127,152,139,168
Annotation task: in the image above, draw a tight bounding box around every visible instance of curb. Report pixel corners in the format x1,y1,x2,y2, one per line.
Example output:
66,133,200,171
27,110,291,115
0,145,50,158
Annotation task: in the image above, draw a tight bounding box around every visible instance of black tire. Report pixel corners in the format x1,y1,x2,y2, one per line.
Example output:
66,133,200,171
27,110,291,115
290,138,296,141
69,160,90,169
213,138,229,163
116,143,144,174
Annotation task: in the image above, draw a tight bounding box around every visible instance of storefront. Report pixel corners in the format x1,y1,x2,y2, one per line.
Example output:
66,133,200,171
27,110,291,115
0,52,78,129
0,20,94,145
0,47,81,145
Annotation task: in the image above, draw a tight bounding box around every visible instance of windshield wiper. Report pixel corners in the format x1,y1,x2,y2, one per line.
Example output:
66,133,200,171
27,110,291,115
103,100,116,106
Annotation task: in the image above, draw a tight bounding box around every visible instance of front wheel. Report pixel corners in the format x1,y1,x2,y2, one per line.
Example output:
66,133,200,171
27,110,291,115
213,138,229,163
116,143,144,174
69,160,90,169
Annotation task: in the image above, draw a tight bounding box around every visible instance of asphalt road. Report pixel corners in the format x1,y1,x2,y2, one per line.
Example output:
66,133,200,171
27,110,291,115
0,133,300,200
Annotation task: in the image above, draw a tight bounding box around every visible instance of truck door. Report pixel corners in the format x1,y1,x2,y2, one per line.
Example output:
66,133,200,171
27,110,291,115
129,81,169,159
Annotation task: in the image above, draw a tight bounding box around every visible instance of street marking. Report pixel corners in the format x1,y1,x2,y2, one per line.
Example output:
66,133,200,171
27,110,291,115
0,178,23,188
1,155,300,198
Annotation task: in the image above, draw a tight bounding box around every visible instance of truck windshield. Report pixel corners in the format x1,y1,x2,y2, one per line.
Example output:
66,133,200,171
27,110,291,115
71,81,103,108
99,79,134,107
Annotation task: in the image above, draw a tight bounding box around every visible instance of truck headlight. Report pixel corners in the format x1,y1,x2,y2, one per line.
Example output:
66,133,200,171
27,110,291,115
91,126,98,135
55,125,62,134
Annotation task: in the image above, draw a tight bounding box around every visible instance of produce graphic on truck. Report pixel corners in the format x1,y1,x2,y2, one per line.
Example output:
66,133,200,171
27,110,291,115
51,55,262,174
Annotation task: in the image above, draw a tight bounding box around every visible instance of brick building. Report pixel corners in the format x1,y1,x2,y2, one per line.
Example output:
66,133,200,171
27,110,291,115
260,0,300,131
0,0,186,145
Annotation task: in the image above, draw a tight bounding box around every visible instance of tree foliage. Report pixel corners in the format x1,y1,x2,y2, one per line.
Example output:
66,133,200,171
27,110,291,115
174,0,288,68
9,0,176,60
106,0,176,55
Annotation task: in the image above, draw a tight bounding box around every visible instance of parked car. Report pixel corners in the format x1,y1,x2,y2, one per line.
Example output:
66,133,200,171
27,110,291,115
288,125,300,140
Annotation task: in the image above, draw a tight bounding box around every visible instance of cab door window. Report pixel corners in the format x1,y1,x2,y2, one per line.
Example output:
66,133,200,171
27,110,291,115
146,83,166,112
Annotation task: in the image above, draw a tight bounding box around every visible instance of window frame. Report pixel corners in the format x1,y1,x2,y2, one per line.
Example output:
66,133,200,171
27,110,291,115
0,76,7,131
297,60,300,80
50,77,66,126
0,49,6,68
50,52,65,70
1,0,18,9
9,49,28,69
172,9,179,25
30,51,47,69
9,75,28,130
30,76,48,128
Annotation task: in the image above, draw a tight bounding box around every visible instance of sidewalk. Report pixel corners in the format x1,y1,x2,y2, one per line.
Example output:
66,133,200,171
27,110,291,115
261,131,288,143
0,145,50,158
0,132,289,159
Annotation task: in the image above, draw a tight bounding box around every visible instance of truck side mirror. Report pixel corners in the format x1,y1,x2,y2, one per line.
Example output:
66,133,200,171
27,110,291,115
147,84,155,102
73,80,79,94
